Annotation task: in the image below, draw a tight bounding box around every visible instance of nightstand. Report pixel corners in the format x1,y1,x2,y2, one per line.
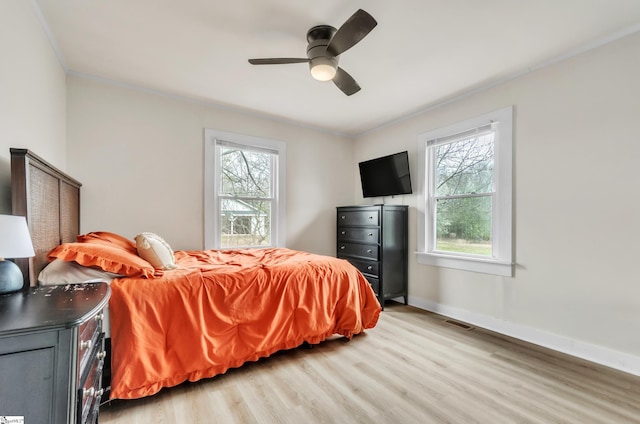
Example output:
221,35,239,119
0,283,110,424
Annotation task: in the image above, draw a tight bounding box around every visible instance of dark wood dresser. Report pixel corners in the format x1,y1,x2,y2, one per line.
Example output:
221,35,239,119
337,205,408,308
0,282,110,424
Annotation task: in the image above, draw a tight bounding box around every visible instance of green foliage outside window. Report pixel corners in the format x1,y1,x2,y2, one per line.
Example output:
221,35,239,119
433,134,494,256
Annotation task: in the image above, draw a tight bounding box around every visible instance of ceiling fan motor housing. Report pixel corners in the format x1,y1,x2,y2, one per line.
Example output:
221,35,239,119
306,26,337,59
307,25,339,81
306,25,337,44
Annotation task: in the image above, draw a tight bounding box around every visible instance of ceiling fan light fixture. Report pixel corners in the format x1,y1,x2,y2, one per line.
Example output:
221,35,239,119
248,9,376,95
310,57,337,81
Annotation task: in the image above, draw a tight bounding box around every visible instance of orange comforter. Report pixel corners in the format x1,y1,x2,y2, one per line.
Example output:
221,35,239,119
108,248,381,400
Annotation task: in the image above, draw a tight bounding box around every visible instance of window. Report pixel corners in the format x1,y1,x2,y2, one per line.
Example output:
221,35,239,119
417,106,513,276
204,130,286,249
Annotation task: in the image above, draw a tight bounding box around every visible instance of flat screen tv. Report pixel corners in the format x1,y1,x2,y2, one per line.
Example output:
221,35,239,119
359,151,412,198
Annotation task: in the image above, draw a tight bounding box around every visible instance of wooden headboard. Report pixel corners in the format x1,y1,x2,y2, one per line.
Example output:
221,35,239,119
10,148,82,288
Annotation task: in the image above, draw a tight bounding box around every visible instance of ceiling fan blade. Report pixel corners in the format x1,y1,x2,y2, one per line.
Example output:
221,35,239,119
326,9,377,56
333,67,361,96
248,58,309,65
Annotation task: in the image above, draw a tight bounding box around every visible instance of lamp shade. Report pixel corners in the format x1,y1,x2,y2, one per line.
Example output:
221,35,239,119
0,215,35,259
0,215,34,294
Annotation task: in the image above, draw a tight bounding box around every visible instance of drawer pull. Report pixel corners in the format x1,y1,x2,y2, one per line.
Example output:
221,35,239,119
97,350,107,360
341,230,346,235
367,249,373,254
368,233,373,237
80,339,92,351
340,245,345,250
83,387,95,400
367,266,373,271
368,215,373,220
341,215,346,220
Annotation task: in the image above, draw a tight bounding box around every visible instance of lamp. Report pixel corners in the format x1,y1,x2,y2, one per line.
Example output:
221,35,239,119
309,56,337,81
0,215,35,294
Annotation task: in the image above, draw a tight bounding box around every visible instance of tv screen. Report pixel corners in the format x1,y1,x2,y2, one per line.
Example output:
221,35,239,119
359,151,412,198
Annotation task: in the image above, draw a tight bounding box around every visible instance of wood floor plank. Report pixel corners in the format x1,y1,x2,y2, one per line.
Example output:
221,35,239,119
100,303,640,423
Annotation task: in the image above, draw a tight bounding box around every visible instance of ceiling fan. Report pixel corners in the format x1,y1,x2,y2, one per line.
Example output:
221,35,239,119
248,9,377,96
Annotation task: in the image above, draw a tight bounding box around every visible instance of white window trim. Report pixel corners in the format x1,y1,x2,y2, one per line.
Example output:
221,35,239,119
204,129,286,249
416,106,513,276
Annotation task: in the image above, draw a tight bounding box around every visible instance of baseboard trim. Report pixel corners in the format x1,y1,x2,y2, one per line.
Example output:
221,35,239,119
407,296,640,377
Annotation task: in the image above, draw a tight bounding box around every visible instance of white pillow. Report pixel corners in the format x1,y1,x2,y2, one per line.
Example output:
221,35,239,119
135,232,178,270
38,258,123,285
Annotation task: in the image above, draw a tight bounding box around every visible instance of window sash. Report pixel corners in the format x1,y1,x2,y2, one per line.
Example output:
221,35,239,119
216,138,280,156
218,197,273,247
432,131,495,198
216,142,277,199
433,193,494,258
218,194,275,201
434,192,493,201
427,123,495,147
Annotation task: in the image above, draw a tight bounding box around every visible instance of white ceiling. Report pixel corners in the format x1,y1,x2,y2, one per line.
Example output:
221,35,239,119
35,0,640,137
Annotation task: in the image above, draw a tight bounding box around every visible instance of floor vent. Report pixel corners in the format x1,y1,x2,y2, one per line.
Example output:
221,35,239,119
443,319,474,331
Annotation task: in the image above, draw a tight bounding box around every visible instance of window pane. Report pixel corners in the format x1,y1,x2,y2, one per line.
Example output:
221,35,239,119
435,134,494,197
220,147,272,197
435,196,492,256
220,199,271,248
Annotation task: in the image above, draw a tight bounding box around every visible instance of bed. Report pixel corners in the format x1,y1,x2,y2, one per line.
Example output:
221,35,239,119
10,148,381,400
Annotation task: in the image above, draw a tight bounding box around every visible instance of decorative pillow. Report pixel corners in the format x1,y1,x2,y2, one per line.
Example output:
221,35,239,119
38,258,124,286
76,231,137,254
135,232,178,270
48,242,155,278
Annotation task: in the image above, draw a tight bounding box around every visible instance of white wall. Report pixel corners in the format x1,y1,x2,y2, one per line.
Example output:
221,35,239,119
355,31,640,373
66,76,354,255
0,1,67,213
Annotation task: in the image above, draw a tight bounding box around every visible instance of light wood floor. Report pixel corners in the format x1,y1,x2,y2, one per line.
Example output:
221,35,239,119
100,303,640,423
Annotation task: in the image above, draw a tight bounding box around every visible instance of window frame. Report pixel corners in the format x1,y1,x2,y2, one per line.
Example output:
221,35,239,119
416,106,513,276
204,129,286,249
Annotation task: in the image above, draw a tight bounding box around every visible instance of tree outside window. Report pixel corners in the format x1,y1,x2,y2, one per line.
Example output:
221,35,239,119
433,132,494,256
218,146,274,248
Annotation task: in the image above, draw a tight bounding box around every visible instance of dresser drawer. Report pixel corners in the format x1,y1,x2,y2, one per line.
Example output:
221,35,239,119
344,257,379,277
337,209,379,226
77,308,104,379
77,340,105,424
364,275,380,296
338,242,378,260
338,227,379,243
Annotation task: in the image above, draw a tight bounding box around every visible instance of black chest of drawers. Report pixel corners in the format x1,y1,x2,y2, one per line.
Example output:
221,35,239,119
337,205,408,308
0,283,110,423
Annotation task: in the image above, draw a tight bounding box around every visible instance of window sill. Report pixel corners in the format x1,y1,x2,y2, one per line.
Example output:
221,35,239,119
416,251,513,277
